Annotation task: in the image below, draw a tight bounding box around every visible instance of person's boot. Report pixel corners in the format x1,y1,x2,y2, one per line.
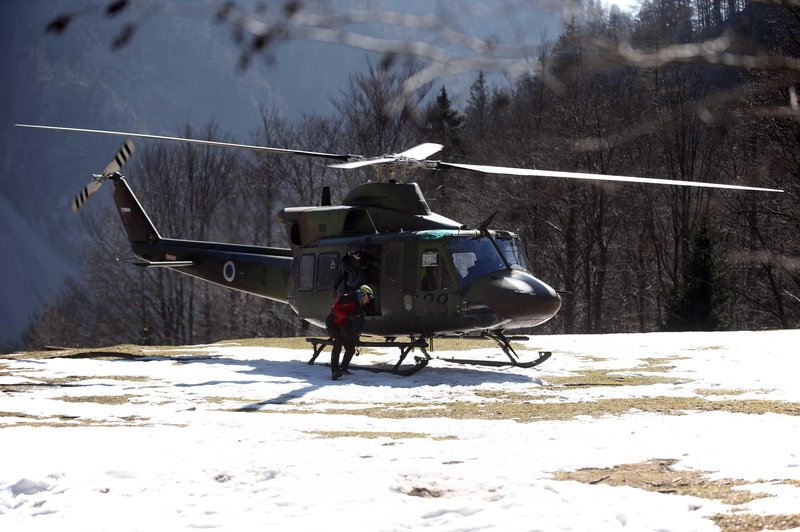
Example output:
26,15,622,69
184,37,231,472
341,350,355,374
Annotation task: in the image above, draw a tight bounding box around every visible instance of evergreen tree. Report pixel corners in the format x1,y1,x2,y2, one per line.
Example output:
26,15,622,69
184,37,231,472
465,71,490,140
665,222,729,331
425,85,464,151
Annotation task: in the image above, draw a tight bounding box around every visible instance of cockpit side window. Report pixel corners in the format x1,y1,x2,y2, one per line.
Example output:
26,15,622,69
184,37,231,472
447,237,506,286
496,235,532,272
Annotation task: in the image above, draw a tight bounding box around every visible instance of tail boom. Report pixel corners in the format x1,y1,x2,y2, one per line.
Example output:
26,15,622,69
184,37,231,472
111,177,292,304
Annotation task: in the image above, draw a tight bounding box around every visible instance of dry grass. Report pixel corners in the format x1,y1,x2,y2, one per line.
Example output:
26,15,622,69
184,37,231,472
2,336,533,361
56,395,135,405
273,395,800,421
543,369,682,388
307,430,457,440
553,459,767,504
553,459,800,532
2,341,236,360
711,513,800,532
0,410,153,428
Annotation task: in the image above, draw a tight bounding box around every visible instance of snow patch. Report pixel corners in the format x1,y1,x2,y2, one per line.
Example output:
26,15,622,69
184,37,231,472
9,478,52,496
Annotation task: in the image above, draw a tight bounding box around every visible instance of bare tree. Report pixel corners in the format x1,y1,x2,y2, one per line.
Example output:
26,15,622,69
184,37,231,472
29,0,800,346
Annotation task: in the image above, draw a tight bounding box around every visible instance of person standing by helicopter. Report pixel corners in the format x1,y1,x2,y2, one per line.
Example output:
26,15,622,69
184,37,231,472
332,242,378,298
325,285,374,380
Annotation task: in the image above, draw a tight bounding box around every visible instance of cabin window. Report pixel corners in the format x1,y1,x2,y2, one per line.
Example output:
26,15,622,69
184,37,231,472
420,249,450,291
317,252,339,290
298,254,315,291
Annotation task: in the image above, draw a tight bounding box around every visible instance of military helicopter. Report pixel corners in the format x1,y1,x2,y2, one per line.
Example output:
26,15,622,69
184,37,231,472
16,124,783,375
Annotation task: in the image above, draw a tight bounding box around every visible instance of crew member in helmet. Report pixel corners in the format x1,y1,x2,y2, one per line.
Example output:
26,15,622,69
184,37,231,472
325,284,374,380
332,241,378,298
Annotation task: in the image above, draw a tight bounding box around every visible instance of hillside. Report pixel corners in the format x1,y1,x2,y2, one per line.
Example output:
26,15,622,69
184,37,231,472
0,0,564,348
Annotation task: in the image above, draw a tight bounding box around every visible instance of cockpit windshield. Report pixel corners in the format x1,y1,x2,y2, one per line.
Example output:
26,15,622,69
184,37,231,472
447,236,506,287
495,234,532,272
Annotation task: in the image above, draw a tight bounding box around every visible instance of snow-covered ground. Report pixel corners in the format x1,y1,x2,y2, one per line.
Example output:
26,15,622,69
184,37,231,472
2,330,799,531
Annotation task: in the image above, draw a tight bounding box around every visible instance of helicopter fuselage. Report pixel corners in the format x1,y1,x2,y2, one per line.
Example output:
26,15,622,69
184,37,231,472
279,180,561,336
285,229,562,336
111,176,561,338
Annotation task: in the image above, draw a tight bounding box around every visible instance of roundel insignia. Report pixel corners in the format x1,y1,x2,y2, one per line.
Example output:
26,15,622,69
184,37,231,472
223,261,236,283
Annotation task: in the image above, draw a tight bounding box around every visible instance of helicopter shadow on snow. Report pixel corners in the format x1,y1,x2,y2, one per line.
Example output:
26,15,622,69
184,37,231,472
160,349,544,409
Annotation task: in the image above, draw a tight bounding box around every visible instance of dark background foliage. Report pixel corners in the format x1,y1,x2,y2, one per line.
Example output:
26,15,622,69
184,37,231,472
5,0,798,348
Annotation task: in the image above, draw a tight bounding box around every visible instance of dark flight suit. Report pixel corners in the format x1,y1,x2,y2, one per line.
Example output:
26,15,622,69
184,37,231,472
324,292,367,379
332,253,377,297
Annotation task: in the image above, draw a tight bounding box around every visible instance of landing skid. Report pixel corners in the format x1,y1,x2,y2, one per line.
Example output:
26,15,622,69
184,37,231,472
433,331,552,368
305,331,552,375
346,357,428,376
306,337,429,377
439,351,551,368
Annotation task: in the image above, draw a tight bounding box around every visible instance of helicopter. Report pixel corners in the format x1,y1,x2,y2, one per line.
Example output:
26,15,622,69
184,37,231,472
16,124,783,376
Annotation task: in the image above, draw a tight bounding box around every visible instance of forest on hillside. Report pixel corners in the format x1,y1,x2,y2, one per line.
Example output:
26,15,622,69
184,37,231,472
23,0,800,347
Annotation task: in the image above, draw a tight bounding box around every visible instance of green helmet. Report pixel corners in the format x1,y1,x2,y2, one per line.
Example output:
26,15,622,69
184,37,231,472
357,285,374,298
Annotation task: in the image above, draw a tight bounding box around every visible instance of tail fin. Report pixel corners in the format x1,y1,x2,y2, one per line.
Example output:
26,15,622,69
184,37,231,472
111,176,161,244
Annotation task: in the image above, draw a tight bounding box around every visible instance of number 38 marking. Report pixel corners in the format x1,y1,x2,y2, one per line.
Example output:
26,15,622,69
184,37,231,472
422,292,449,315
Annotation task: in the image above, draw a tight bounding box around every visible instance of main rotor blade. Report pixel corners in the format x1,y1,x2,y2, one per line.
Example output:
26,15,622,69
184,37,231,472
327,144,444,169
439,162,784,193
15,124,354,162
328,157,396,169
399,143,443,160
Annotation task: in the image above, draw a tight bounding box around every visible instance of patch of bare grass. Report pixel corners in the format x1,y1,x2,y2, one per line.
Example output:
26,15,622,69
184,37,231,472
544,370,682,388
5,336,531,361
307,430,457,440
56,395,135,405
2,374,151,394
553,459,800,532
273,395,800,421
3,343,218,361
541,356,690,389
696,388,772,397
0,411,152,428
638,357,682,372
553,459,767,504
710,513,800,532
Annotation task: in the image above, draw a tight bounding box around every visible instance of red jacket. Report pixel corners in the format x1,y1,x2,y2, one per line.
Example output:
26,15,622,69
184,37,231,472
328,292,365,329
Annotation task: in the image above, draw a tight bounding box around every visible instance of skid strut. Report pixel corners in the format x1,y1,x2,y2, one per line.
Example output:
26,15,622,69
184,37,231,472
306,337,429,376
306,332,551,374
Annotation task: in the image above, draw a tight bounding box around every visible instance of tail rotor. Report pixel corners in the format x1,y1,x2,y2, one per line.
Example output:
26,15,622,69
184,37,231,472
72,139,134,213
